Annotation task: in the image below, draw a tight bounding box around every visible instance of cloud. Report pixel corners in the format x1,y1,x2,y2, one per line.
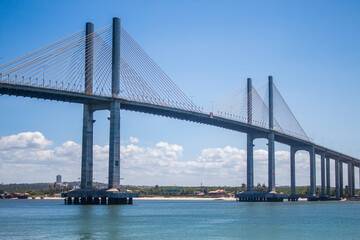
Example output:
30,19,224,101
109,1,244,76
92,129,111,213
0,131,52,150
0,132,331,187
129,136,139,143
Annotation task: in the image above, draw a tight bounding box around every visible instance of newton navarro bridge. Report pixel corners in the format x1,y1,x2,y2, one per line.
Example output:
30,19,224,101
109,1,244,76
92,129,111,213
0,18,359,204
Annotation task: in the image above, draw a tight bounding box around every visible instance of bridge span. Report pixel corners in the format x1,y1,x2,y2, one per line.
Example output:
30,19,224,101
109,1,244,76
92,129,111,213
0,18,358,203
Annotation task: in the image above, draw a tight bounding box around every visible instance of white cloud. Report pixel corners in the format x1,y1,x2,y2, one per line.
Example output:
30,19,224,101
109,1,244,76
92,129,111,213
0,131,52,150
129,136,139,143
0,132,333,187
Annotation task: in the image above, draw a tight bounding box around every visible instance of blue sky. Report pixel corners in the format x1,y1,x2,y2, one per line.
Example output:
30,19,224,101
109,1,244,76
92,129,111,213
0,0,359,187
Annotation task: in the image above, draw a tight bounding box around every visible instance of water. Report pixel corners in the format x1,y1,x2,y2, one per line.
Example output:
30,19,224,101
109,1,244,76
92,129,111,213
1,199,360,239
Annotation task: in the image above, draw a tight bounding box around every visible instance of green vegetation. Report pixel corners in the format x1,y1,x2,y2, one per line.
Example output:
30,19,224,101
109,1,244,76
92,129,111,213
1,182,359,197
0,182,73,196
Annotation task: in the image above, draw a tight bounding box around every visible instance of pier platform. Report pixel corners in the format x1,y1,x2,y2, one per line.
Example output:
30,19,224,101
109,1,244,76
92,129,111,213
61,188,139,205
235,191,288,202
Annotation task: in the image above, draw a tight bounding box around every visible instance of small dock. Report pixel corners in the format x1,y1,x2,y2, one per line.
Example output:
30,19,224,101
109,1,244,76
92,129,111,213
61,189,139,205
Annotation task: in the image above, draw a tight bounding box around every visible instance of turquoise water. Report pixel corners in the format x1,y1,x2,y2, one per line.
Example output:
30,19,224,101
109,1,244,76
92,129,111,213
0,199,360,239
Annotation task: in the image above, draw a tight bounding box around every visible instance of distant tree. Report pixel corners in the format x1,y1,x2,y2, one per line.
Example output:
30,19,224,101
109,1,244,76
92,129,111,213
204,187,208,195
241,183,246,191
344,185,350,198
304,186,311,195
330,188,336,197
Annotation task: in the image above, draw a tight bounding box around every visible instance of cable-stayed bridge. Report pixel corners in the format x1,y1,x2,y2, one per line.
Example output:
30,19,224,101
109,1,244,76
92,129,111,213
0,18,358,204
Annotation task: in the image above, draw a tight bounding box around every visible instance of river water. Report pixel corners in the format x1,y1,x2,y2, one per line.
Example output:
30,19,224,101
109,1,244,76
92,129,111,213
0,199,359,239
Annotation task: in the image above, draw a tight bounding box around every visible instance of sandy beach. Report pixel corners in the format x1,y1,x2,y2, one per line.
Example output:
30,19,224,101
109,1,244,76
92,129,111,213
134,197,236,201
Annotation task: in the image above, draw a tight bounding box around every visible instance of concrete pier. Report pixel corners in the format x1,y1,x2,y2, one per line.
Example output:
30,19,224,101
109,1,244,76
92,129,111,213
247,133,254,192
339,161,343,198
62,189,138,205
80,22,95,190
268,76,275,192
320,153,326,197
309,146,316,196
348,162,355,197
246,78,254,192
235,192,288,202
290,146,296,196
335,157,341,199
326,157,330,196
108,17,121,189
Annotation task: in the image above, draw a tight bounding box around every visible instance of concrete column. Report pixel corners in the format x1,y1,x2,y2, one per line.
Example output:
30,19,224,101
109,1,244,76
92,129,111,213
80,104,93,190
309,146,316,196
339,162,343,197
268,76,274,130
348,162,354,197
112,17,120,96
247,133,254,192
80,22,95,190
247,78,252,124
290,146,296,196
85,22,94,94
326,157,330,196
321,153,325,197
108,17,121,189
268,76,275,192
108,101,121,189
335,158,340,199
351,164,355,197
268,132,275,192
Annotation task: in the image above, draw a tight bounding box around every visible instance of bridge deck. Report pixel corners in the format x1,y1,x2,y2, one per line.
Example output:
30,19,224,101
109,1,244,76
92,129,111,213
1,82,359,167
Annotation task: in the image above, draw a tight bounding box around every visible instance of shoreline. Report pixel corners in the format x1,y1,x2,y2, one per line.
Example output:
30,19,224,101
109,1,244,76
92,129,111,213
2,196,313,201
3,196,358,202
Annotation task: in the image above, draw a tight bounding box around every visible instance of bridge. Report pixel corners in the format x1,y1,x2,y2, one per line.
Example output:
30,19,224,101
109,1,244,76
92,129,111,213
0,18,358,203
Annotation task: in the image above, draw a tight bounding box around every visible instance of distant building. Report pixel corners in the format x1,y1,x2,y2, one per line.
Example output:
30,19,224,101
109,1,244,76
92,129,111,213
208,189,226,196
56,174,62,184
194,191,205,196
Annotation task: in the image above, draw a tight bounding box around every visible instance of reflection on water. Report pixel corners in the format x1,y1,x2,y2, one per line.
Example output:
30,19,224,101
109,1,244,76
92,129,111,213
77,205,128,239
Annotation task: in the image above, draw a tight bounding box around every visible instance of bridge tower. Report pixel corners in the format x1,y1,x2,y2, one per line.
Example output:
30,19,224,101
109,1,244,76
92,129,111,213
63,17,138,205
81,22,95,190
246,78,254,192
268,76,275,193
108,17,121,189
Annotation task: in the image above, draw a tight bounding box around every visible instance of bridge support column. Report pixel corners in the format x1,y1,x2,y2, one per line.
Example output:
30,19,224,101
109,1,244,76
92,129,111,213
247,133,254,192
80,21,95,190
339,162,343,198
268,76,275,193
268,132,275,192
326,157,330,196
290,146,296,196
348,162,355,197
335,158,340,199
246,78,253,192
108,17,121,189
81,105,94,189
309,146,316,196
321,153,326,197
108,101,121,189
